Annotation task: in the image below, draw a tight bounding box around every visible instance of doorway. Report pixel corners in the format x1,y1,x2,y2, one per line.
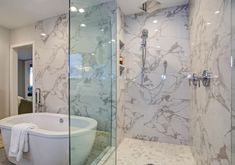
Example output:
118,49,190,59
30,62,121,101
10,43,34,116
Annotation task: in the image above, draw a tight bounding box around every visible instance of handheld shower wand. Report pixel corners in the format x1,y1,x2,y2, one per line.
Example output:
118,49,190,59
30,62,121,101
141,29,148,47
141,29,148,85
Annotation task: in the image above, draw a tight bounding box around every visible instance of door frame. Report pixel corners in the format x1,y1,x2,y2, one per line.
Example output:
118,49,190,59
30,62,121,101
10,42,35,116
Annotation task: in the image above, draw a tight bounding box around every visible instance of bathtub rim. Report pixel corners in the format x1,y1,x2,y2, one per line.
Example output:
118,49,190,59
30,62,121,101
0,113,97,138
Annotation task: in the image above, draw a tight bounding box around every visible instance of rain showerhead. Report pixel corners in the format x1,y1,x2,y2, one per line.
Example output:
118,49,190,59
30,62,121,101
140,0,161,13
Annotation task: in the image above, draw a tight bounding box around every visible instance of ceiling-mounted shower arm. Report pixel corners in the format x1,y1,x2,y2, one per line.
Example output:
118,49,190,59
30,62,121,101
142,2,147,12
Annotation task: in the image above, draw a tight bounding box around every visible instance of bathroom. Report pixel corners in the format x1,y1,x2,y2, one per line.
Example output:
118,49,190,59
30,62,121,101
0,0,234,164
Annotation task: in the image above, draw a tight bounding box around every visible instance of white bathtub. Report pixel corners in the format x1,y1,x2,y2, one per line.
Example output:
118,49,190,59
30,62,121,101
0,113,97,165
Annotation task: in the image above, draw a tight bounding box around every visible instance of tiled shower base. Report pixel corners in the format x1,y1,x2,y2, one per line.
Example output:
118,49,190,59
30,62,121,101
104,138,196,165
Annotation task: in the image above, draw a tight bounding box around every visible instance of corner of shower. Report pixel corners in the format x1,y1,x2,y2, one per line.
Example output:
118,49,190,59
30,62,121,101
68,0,117,164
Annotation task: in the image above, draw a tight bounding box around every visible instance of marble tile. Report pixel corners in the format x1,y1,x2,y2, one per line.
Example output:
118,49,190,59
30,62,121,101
122,5,190,145
105,138,196,165
34,14,69,114
232,0,235,164
116,7,126,145
69,1,116,132
189,0,232,164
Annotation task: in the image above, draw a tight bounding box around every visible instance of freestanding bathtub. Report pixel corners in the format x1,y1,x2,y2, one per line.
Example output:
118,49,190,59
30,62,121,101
0,113,97,165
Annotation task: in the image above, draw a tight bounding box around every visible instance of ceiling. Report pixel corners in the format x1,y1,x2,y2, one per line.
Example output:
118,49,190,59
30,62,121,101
118,0,189,15
0,0,68,29
0,0,188,29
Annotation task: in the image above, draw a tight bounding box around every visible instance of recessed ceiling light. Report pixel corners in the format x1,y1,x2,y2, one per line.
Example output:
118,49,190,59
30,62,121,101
100,28,104,32
70,6,77,12
41,33,47,37
80,24,86,27
153,20,158,24
108,41,112,44
91,53,95,56
214,10,220,14
111,39,115,42
154,29,159,32
207,22,211,25
79,8,85,13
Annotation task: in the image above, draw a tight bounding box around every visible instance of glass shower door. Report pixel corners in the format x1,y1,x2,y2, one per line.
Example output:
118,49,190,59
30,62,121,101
232,0,235,164
69,0,116,164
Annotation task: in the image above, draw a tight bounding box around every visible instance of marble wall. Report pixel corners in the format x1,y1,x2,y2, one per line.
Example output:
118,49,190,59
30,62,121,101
69,1,116,163
69,1,115,132
116,7,126,145
232,0,235,163
122,5,191,145
34,14,69,113
10,14,69,114
189,0,232,164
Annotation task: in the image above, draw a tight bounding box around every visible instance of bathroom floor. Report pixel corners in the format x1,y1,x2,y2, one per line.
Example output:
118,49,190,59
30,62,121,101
105,138,196,165
0,137,196,165
0,149,13,165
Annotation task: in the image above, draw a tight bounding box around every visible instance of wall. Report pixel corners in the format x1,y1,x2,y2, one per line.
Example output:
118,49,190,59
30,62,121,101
70,2,115,132
10,26,34,46
116,7,126,145
11,14,69,113
232,0,235,163
18,60,25,97
122,5,190,145
34,14,68,113
0,26,10,119
189,0,231,164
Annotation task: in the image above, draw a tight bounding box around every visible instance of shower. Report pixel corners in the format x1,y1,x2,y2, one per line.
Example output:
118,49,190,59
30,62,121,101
141,29,148,85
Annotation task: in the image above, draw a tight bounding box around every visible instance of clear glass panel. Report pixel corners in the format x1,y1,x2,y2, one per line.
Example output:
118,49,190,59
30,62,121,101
69,0,116,164
232,0,235,164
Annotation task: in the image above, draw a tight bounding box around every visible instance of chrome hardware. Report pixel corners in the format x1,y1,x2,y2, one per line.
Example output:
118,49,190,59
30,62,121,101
35,88,41,105
188,70,214,88
35,88,44,112
189,73,200,87
59,118,64,123
202,70,211,87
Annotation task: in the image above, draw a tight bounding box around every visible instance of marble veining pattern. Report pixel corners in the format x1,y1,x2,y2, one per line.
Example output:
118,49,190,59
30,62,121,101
232,0,235,163
189,0,231,164
116,7,126,145
105,138,196,165
122,5,190,145
69,1,115,131
34,14,69,113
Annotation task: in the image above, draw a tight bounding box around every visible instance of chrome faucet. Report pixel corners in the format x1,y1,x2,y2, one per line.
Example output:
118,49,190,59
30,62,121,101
35,88,43,112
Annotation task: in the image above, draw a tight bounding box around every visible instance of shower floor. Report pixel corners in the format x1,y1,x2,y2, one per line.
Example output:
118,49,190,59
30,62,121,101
105,138,196,165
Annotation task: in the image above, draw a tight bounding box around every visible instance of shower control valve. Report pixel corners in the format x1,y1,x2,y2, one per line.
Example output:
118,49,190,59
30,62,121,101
188,70,213,88
188,73,200,87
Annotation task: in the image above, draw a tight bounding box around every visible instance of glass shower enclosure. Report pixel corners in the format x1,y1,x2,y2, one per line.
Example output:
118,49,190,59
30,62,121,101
69,0,116,164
